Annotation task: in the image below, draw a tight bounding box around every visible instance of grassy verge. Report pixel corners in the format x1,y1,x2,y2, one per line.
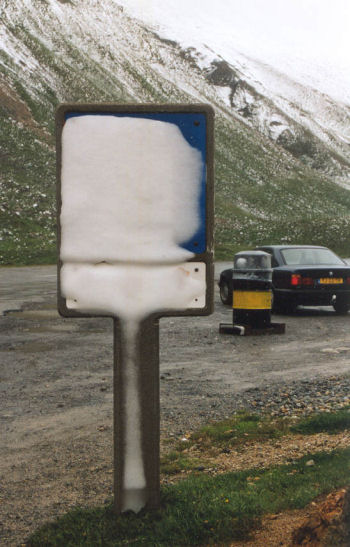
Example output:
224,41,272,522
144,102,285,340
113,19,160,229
27,409,350,546
291,408,350,435
28,448,350,546
160,409,350,474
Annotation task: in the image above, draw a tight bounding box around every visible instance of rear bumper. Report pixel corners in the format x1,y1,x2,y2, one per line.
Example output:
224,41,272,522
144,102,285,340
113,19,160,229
274,288,350,306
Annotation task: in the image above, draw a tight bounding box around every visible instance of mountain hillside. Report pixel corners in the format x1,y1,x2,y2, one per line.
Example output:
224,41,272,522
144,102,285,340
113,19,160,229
1,0,350,264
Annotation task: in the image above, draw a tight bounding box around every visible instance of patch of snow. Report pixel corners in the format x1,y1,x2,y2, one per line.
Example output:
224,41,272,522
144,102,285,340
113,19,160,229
214,86,232,107
60,115,202,263
60,114,206,512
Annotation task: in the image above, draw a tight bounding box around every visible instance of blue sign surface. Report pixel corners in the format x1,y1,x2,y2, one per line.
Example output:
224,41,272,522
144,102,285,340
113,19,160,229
65,111,207,255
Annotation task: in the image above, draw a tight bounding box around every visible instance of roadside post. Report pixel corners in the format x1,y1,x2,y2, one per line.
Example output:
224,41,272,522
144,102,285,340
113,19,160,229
219,250,285,335
56,104,214,514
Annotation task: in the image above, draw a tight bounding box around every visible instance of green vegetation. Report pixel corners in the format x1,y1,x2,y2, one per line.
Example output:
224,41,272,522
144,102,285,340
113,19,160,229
28,448,350,546
160,412,289,476
215,212,350,260
160,451,205,475
188,409,350,447
191,412,288,447
0,114,56,265
26,409,350,544
291,408,350,435
160,409,350,475
214,116,350,259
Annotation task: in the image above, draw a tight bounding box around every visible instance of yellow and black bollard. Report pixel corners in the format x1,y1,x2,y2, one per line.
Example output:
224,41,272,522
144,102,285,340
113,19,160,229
219,251,285,335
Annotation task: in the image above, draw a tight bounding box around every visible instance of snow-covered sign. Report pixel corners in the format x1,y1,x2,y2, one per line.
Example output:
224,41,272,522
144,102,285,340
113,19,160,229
57,105,214,318
56,104,214,513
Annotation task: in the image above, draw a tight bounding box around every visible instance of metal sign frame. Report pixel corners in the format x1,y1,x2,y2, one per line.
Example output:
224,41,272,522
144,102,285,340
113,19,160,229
56,103,214,320
56,103,214,513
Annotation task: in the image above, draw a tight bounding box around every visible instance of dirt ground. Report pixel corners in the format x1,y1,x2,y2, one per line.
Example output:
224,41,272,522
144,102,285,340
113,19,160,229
1,265,350,545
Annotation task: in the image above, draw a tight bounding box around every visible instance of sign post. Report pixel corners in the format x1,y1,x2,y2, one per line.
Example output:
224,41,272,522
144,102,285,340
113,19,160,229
113,317,160,512
56,104,214,513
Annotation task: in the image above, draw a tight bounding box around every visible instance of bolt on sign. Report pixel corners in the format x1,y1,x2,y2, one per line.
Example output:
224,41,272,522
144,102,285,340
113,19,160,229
56,104,214,514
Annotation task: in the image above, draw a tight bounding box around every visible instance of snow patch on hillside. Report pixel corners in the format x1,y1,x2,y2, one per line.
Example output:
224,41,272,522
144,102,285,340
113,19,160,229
116,0,350,105
113,0,350,179
1,0,349,184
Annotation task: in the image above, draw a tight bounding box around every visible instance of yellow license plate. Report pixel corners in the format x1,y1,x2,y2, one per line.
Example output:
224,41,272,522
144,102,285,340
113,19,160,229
318,278,343,284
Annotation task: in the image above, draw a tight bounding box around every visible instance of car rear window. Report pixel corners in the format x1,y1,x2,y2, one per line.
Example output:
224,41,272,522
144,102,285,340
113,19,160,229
280,248,344,265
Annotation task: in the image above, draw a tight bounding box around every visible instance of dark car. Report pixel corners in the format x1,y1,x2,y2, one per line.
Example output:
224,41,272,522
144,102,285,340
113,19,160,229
218,245,350,314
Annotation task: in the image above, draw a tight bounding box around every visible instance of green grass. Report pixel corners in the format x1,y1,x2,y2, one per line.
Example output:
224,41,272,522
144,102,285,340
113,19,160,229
291,408,350,435
160,412,288,475
160,409,350,475
187,408,350,448
214,213,350,261
160,451,205,475
27,409,350,544
28,448,350,546
191,412,289,447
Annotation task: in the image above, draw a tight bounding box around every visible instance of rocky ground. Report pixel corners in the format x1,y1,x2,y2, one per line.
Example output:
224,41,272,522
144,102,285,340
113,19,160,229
1,265,350,545
230,487,350,547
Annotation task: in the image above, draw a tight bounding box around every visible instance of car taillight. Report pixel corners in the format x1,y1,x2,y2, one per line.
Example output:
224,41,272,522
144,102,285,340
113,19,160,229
302,277,314,286
290,275,314,287
346,277,350,285
291,274,301,286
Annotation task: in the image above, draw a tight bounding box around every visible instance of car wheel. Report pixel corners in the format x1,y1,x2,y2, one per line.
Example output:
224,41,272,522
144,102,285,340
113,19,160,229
219,281,232,306
333,299,350,315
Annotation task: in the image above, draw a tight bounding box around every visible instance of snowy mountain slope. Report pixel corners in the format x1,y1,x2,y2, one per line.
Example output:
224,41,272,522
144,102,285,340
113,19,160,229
204,54,350,183
117,0,350,104
1,0,350,264
118,0,350,184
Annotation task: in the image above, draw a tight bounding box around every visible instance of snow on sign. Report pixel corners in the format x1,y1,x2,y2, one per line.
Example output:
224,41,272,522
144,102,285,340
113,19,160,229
56,104,214,514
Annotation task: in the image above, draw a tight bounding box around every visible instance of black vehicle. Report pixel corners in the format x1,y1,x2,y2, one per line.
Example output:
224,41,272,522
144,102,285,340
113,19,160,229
218,245,350,314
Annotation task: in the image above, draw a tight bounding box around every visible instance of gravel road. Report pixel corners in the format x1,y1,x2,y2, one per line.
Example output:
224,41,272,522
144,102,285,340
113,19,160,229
1,264,350,545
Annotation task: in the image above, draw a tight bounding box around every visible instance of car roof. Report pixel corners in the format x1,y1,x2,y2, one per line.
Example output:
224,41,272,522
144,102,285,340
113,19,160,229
256,245,328,250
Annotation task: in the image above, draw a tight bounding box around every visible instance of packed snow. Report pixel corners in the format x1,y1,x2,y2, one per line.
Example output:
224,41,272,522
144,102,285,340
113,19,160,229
60,114,206,511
